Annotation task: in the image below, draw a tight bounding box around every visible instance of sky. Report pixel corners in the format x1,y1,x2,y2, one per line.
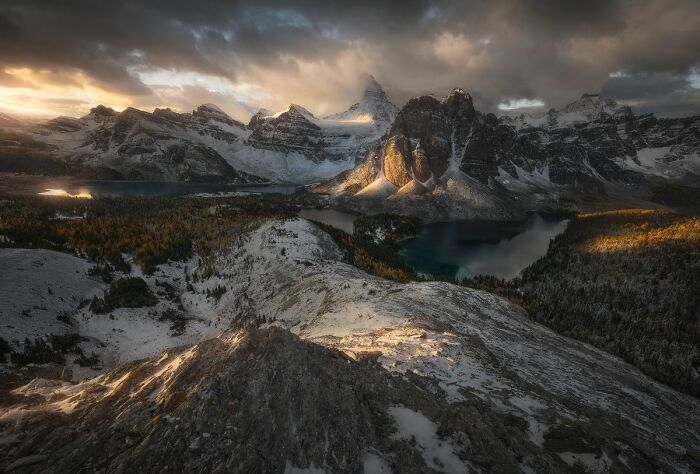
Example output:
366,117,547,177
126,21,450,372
0,0,698,120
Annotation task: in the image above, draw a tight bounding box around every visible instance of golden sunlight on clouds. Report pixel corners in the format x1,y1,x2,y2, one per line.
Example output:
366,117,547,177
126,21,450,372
235,46,378,117
0,68,133,118
432,33,479,67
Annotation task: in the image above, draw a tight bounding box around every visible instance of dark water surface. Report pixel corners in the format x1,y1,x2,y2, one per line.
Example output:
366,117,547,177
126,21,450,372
401,214,569,279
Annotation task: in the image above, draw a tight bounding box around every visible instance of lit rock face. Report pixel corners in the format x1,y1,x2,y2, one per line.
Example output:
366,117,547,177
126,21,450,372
411,143,431,182
382,135,413,187
380,89,478,188
312,142,384,194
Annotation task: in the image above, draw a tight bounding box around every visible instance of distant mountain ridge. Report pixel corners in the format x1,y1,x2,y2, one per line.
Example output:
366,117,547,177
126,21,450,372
0,78,698,217
4,76,399,183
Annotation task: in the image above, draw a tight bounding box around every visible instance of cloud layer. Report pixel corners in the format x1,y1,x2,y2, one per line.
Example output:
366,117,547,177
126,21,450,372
0,0,698,118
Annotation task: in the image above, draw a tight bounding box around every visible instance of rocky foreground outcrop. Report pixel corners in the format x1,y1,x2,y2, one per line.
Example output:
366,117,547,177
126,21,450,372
0,328,589,473
1,218,699,473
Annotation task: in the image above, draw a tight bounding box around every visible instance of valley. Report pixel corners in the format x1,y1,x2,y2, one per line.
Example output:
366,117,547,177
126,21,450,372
2,2,699,472
1,85,699,471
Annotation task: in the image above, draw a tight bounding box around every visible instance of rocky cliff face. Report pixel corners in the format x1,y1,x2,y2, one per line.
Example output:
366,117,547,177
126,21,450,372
318,89,524,221
319,90,700,220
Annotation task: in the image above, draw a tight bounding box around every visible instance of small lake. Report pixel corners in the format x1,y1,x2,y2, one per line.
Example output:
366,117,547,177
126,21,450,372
401,214,569,280
297,209,569,280
37,181,299,198
298,209,359,234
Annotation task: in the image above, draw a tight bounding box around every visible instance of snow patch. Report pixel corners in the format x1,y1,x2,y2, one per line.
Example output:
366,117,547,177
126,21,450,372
388,406,468,473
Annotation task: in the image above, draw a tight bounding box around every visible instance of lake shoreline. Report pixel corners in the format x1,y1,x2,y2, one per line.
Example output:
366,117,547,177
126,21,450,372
401,213,570,280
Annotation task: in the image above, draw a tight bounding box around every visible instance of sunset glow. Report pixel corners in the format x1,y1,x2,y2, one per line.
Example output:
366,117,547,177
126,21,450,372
38,189,94,199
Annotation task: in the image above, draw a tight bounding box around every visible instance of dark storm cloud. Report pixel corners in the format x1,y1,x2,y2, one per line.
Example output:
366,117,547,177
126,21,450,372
0,0,698,116
601,71,700,117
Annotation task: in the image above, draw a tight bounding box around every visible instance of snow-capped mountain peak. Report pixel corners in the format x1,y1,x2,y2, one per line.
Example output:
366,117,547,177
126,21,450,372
192,103,245,128
284,103,315,118
510,93,634,130
324,74,399,127
363,74,389,102
557,93,633,123
87,105,117,118
199,103,226,113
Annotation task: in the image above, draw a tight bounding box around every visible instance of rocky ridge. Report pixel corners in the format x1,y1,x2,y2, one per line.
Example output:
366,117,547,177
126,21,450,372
2,218,698,472
20,78,400,184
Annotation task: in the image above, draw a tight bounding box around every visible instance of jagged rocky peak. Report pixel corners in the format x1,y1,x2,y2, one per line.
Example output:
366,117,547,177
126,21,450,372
285,103,315,118
88,104,117,117
153,107,186,122
247,108,272,129
559,93,633,122
442,88,476,119
117,106,149,120
391,88,476,144
363,74,389,102
442,87,473,106
193,103,245,128
325,74,399,124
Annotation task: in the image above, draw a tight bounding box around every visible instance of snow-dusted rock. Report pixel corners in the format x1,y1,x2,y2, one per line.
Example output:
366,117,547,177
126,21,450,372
1,218,699,472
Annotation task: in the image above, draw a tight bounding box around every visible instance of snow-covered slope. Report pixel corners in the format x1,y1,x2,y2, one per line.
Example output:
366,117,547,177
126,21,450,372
215,219,700,470
2,218,699,472
0,249,104,345
0,247,238,375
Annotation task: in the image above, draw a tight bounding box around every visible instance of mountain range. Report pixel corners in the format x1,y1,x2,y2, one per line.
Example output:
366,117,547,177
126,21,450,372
0,75,395,184
316,89,700,220
1,76,698,217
